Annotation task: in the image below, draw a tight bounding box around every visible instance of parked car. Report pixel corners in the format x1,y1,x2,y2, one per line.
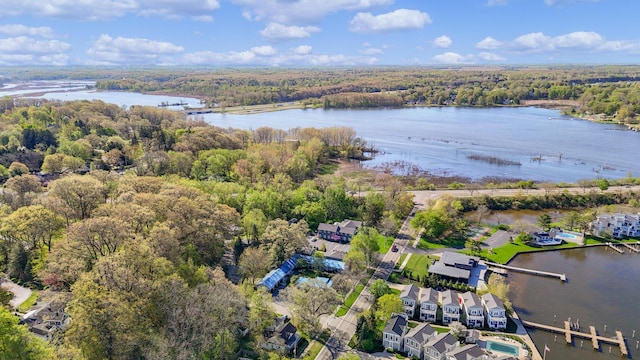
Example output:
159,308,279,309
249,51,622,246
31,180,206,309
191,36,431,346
392,245,398,252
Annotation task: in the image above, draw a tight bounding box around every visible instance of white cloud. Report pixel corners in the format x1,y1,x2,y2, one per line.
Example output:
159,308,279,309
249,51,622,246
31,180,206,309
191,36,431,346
251,45,277,56
360,47,383,55
87,34,184,65
260,23,320,42
0,0,220,20
512,32,551,50
233,0,393,24
0,24,55,38
476,36,503,50
431,52,469,64
544,0,600,5
293,45,312,55
349,9,431,33
553,31,603,48
476,52,505,61
432,35,452,49
0,36,70,65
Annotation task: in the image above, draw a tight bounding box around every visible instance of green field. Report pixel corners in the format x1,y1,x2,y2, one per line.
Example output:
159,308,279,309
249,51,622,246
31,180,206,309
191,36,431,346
402,254,436,279
336,283,365,317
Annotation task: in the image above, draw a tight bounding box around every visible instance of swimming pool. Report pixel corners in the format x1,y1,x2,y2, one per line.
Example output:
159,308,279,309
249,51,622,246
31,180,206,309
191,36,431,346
486,340,519,357
556,232,577,239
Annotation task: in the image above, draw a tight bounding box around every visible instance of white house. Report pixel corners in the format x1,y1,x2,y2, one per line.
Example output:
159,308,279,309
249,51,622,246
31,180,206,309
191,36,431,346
404,323,436,359
400,284,420,318
481,293,507,330
439,289,460,325
424,333,459,360
383,313,408,351
592,213,640,239
419,287,439,322
460,292,484,328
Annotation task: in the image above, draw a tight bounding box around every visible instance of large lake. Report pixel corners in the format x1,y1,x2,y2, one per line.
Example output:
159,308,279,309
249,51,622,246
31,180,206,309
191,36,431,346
200,107,640,183
509,248,640,360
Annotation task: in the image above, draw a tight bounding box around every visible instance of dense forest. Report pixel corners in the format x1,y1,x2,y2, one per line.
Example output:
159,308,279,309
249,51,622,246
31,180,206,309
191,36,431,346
0,99,415,359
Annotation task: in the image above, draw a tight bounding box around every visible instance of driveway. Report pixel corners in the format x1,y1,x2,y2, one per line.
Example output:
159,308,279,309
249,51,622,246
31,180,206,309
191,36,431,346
0,278,32,309
483,230,514,249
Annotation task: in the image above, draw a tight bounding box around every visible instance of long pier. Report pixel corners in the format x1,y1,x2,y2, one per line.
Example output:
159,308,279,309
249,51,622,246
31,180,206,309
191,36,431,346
621,242,640,253
607,242,625,254
485,262,566,282
522,320,628,356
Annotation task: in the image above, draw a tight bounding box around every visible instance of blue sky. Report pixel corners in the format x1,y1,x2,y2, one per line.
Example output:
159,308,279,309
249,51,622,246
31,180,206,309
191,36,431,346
0,0,636,66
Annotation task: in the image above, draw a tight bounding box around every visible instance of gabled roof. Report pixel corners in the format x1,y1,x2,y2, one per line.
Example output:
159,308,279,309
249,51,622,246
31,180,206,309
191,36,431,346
339,219,362,230
428,262,470,280
440,289,460,307
425,332,457,354
420,287,438,304
383,314,407,336
446,344,485,360
460,292,482,309
481,293,504,311
318,223,339,232
405,323,435,344
400,284,420,302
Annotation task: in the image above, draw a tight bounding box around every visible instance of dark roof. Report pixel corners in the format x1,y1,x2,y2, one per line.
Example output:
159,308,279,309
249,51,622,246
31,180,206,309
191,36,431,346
420,287,438,304
425,332,457,354
440,252,479,267
460,292,482,309
481,293,504,310
405,323,435,344
279,322,299,347
439,289,460,307
400,284,420,301
318,223,339,232
383,314,407,336
317,219,362,236
429,261,470,280
447,344,485,360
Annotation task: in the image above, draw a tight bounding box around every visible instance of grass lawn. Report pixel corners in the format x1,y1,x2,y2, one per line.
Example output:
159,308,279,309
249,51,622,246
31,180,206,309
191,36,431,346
477,240,580,264
377,235,394,254
402,254,435,279
390,288,400,296
416,236,466,250
17,291,39,313
431,325,451,334
336,283,365,317
302,330,330,360
394,253,407,270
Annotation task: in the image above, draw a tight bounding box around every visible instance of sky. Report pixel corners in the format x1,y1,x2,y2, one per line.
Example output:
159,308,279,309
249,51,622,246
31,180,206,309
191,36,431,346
0,0,637,67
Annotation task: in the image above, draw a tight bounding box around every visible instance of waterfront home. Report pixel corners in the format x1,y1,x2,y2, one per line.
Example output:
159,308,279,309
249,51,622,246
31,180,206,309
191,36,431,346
383,313,408,351
419,287,439,322
261,315,301,355
424,333,459,360
592,213,640,239
481,293,507,330
400,284,420,318
532,230,564,246
445,344,485,360
428,252,479,284
317,219,362,243
460,292,484,328
404,323,436,359
439,289,460,325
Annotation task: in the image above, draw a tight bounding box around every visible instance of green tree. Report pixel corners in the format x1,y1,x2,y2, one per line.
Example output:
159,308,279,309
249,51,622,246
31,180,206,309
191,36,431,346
375,293,403,323
537,214,552,231
370,279,391,299
0,306,56,360
286,281,339,337
349,227,380,267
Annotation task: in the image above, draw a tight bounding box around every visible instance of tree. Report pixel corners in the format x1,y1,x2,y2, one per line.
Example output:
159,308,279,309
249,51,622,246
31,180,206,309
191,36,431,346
48,175,106,220
562,211,581,231
242,208,267,245
7,242,32,283
239,247,271,284
261,219,309,266
449,321,467,339
349,227,380,267
537,213,552,231
362,192,385,228
0,205,65,253
0,306,56,360
8,162,29,177
343,249,366,274
411,209,449,241
597,178,610,192
370,279,391,299
248,287,276,337
375,293,403,323
286,281,339,337
63,216,132,266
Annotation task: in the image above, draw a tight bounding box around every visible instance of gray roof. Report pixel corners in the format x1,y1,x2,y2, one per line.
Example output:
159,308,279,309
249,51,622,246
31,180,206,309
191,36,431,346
439,289,460,307
460,292,482,309
420,287,438,304
318,219,362,236
405,323,435,344
429,261,470,280
447,344,485,360
440,252,479,267
481,293,504,311
425,332,457,354
400,284,420,302
383,314,407,336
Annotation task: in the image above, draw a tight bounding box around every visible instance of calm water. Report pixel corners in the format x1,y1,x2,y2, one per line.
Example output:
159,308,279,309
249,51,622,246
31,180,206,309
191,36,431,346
201,107,640,183
509,248,640,360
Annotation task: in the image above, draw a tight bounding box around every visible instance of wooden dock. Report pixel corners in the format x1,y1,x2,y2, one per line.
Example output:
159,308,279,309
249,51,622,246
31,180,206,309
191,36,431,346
607,242,625,253
621,242,640,253
485,262,567,281
522,320,628,356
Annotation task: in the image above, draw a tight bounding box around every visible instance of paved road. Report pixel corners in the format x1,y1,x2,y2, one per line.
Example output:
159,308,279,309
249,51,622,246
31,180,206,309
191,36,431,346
0,278,32,309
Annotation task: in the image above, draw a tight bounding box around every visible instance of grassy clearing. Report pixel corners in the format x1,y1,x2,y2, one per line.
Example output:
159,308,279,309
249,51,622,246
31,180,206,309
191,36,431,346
17,291,39,313
401,254,435,279
377,235,394,254
302,330,330,360
475,239,580,264
416,237,466,250
336,283,365,317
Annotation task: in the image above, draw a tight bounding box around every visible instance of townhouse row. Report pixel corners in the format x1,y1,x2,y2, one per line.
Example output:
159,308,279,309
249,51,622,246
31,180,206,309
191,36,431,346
400,285,508,330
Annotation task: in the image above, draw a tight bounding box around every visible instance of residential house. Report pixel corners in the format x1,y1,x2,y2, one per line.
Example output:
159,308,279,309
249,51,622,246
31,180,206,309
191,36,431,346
460,292,484,328
400,284,420,318
419,287,439,322
404,323,436,359
428,252,479,284
445,344,486,360
261,315,301,355
481,293,507,330
383,313,408,351
439,289,460,325
424,332,459,360
592,213,640,239
21,301,70,340
317,219,362,243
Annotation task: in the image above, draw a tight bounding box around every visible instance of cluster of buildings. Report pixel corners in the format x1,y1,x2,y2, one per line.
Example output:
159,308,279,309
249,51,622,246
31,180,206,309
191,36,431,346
398,285,508,330
317,219,362,243
592,213,640,239
383,314,515,360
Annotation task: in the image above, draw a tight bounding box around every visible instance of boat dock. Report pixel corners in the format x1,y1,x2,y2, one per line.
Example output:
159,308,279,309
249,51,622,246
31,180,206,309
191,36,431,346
522,320,628,356
606,242,625,253
485,262,566,282
621,242,640,253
